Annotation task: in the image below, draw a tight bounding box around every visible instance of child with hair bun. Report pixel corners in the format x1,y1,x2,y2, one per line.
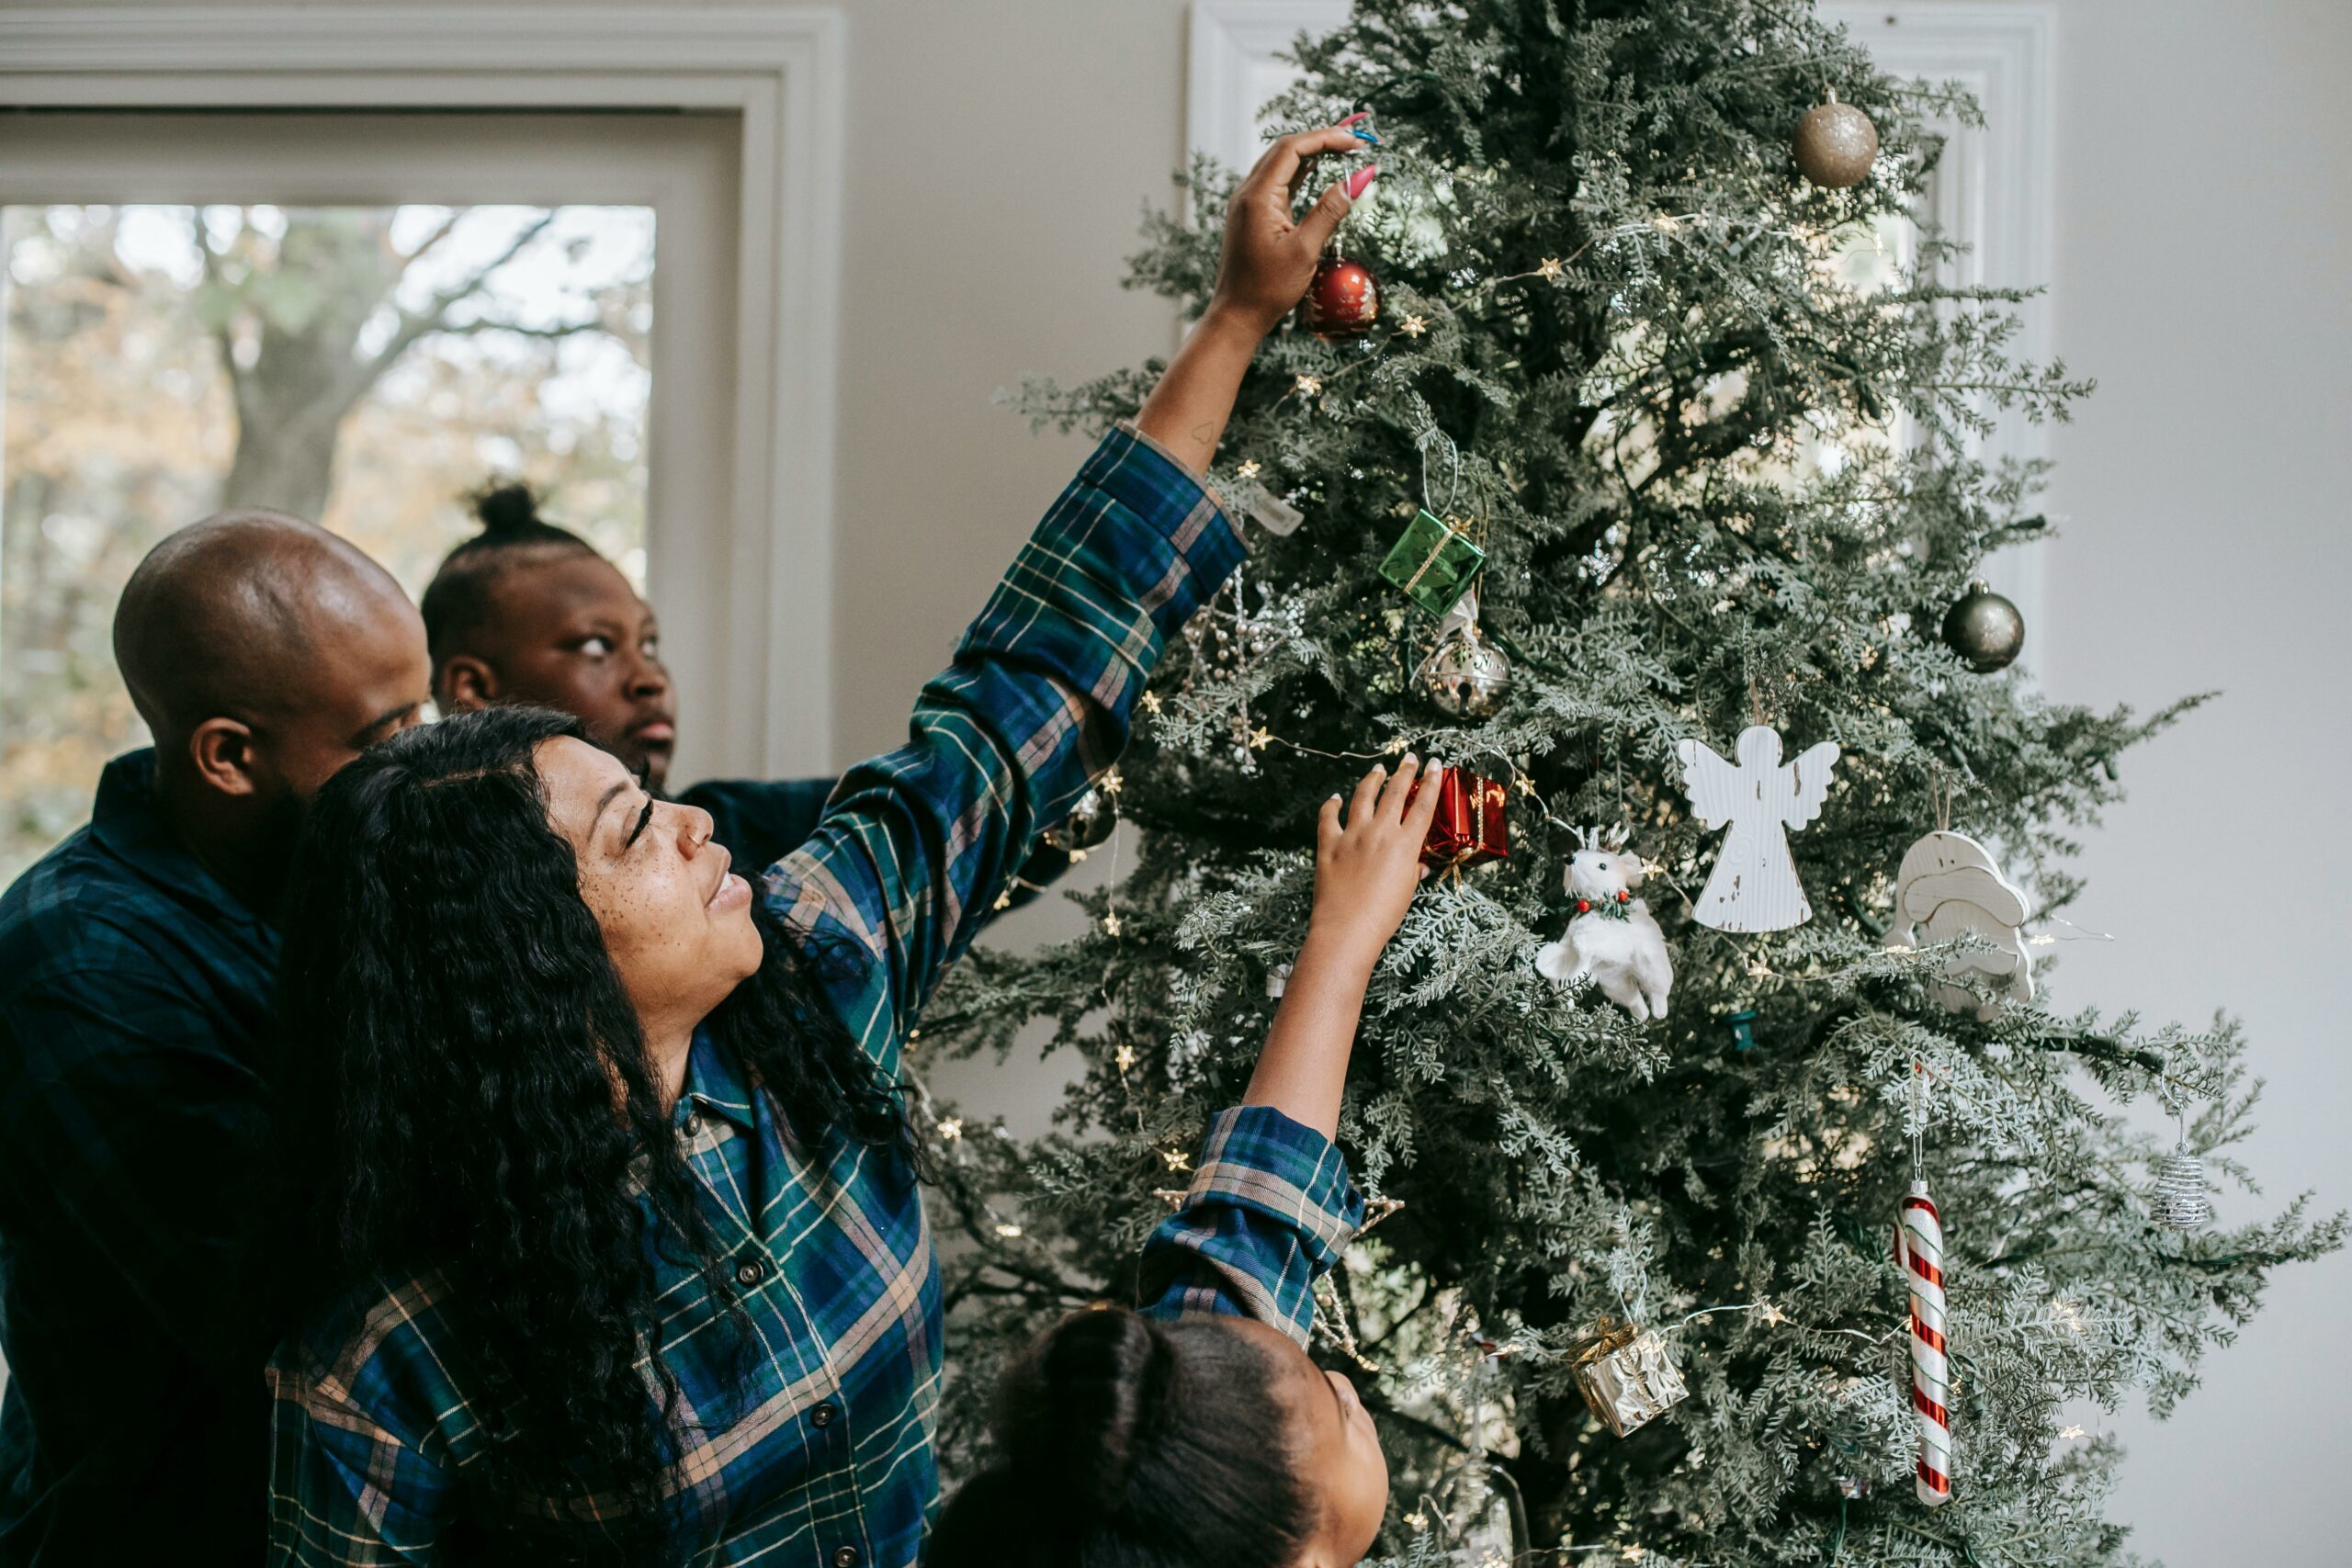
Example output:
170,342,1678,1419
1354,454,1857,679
930,757,1445,1568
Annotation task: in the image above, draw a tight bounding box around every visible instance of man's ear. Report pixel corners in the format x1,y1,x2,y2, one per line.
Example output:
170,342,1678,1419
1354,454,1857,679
187,716,261,798
438,656,498,713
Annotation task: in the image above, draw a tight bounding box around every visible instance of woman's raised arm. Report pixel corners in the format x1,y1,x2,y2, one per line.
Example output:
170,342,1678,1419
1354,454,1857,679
765,123,1374,1064
1134,123,1376,472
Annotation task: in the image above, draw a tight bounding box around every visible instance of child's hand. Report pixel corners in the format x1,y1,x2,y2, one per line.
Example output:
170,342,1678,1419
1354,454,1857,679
1306,757,1444,972
1243,757,1441,1138
1207,119,1379,336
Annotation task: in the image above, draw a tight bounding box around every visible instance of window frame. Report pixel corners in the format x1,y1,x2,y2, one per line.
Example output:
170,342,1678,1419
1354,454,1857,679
0,5,849,778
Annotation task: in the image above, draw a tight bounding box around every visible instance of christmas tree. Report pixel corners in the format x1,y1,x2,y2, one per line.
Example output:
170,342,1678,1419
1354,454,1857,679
924,2,2343,1562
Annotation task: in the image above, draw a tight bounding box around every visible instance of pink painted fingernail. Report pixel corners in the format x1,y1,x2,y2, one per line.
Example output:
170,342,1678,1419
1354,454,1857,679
1337,111,1370,129
1346,165,1379,201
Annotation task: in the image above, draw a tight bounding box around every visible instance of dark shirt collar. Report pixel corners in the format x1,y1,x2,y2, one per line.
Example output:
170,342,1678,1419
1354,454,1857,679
85,749,269,934
675,1028,759,1135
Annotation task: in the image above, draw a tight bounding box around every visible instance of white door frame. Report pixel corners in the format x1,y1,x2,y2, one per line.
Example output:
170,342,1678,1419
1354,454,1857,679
0,5,848,778
1188,0,2055,648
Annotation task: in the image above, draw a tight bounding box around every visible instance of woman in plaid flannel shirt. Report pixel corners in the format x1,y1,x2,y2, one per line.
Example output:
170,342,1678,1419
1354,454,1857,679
262,126,1380,1567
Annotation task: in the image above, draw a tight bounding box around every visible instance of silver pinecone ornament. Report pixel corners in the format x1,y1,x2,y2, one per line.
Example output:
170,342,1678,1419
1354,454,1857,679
2153,1143,2211,1230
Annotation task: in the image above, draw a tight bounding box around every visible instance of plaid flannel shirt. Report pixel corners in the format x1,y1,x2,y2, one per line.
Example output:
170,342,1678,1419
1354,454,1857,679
678,778,1068,915
264,424,1242,1568
1137,1106,1365,1345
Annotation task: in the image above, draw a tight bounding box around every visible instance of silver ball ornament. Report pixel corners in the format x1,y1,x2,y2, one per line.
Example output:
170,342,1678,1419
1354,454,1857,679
1420,631,1512,717
1040,785,1117,853
1940,582,2025,672
1793,96,1880,189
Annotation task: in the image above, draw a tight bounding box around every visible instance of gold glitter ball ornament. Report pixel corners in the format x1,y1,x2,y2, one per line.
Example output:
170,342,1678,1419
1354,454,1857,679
1793,95,1880,188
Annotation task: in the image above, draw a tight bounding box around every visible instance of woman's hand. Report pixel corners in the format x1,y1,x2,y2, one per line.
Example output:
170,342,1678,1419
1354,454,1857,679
1132,118,1375,472
1208,119,1380,337
1306,757,1444,976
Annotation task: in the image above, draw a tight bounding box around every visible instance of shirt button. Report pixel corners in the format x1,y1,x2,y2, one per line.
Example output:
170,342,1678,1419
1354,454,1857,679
808,1402,838,1428
734,1252,770,1287
831,1549,860,1568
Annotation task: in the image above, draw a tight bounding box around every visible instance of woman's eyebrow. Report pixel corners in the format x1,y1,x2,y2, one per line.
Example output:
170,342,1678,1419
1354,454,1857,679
592,778,632,829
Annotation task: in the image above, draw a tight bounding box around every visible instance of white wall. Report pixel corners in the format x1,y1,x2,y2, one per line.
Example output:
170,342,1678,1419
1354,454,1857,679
2037,3,2351,1562
4,2,2340,1561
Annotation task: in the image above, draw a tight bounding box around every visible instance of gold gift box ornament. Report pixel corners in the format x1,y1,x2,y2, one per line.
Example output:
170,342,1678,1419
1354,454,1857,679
1570,1317,1690,1438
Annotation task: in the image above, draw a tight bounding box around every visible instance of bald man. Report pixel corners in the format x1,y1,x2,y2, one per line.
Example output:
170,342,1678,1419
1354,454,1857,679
0,512,428,1564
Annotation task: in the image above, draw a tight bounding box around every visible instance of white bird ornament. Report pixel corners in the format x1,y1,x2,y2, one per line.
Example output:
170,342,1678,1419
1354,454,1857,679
1885,829,2033,1018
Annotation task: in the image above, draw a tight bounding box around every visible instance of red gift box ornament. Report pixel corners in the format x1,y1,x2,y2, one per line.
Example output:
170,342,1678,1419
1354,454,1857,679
1419,770,1510,870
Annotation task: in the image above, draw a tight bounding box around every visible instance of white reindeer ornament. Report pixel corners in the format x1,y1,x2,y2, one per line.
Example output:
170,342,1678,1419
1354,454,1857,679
1534,828,1673,1020
1886,829,2034,1019
1677,725,1840,932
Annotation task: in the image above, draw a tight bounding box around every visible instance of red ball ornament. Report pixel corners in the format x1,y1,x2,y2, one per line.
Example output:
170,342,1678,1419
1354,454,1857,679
1303,253,1380,341
1576,899,1593,914
1616,889,1632,904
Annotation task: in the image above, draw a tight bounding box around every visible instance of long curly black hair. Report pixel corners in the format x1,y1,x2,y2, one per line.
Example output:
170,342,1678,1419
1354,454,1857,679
273,706,913,1549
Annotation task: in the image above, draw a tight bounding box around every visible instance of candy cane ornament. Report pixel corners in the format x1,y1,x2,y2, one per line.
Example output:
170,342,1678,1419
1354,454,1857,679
1894,1179,1953,1506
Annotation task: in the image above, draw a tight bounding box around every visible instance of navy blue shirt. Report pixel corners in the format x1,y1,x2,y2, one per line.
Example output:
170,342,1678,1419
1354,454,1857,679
0,750,280,1564
675,776,839,885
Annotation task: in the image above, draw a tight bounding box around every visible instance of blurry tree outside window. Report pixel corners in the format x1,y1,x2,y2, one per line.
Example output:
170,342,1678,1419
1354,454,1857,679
0,203,653,884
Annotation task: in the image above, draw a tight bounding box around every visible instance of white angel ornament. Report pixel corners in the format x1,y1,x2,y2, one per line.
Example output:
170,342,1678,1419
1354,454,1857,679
1676,725,1841,931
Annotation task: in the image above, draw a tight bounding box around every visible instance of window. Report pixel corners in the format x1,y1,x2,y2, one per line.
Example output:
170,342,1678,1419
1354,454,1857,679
0,4,849,818
0,200,655,880
0,100,769,879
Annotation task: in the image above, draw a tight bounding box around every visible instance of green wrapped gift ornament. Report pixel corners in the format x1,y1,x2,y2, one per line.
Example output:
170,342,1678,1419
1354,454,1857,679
1378,509,1487,618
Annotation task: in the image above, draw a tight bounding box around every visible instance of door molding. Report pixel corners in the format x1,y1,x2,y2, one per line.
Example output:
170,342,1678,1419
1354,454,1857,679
0,5,848,776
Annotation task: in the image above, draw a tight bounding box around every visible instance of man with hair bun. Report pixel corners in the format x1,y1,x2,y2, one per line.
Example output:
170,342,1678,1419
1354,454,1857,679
423,481,1073,897
0,510,430,1563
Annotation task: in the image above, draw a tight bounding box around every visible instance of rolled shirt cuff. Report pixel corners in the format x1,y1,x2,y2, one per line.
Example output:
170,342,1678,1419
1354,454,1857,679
1183,1104,1365,1270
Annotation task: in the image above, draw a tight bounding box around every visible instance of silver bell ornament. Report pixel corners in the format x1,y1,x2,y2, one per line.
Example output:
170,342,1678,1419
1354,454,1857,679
2153,1148,2211,1230
1418,586,1512,717
1422,631,1512,717
1940,581,2025,672
1040,784,1117,854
